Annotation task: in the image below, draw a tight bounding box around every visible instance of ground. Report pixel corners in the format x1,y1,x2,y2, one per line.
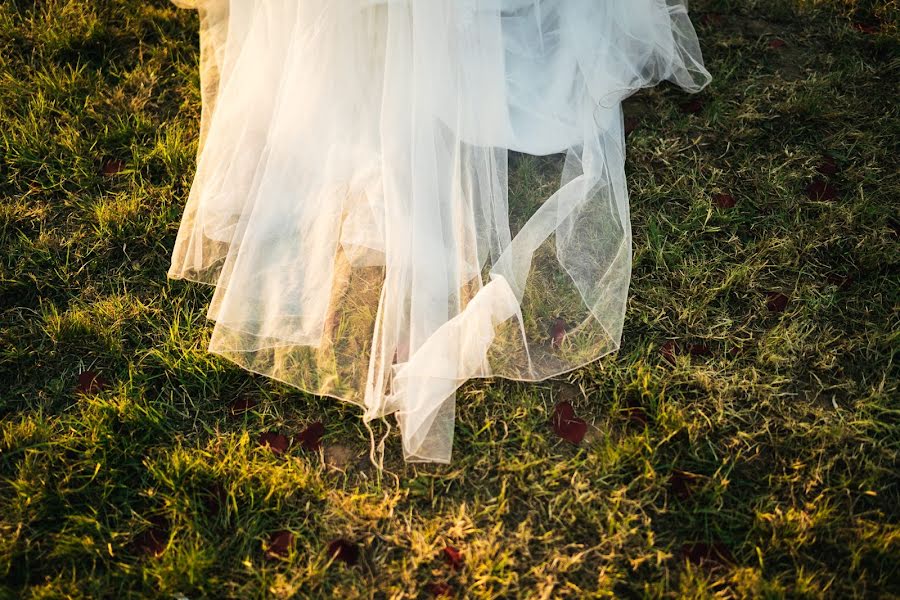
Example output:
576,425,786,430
0,0,898,598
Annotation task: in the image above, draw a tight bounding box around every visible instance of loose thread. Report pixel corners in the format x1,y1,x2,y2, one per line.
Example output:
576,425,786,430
364,418,379,470
364,415,397,487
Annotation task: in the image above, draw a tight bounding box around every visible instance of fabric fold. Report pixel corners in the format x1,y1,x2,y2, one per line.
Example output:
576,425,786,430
168,0,711,462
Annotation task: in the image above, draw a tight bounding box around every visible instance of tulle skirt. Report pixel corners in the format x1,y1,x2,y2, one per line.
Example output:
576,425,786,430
168,0,711,463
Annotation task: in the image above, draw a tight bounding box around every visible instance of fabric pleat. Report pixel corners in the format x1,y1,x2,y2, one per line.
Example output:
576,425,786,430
168,0,711,463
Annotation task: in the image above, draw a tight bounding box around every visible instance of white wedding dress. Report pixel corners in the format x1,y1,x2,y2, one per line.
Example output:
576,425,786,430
169,0,710,463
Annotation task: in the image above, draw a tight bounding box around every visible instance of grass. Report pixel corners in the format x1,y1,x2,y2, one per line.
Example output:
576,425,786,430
1,0,898,597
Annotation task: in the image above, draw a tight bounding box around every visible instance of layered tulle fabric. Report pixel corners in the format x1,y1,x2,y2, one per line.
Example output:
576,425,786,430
169,0,711,462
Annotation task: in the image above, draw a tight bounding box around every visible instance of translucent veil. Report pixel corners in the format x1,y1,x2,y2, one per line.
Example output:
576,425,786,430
168,0,711,462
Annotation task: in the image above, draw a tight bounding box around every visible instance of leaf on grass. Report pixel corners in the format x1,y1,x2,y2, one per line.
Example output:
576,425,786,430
815,155,839,176
768,38,787,49
712,193,736,208
297,421,325,451
805,179,839,201
669,470,700,501
100,158,125,176
852,22,880,34
624,116,639,136
679,98,704,115
229,396,258,415
549,318,567,349
687,343,711,357
134,516,169,558
826,272,854,289
550,401,588,445
680,541,734,568
443,545,464,570
699,13,724,26
623,398,649,426
327,539,359,565
266,530,294,559
76,370,108,394
394,339,410,364
660,340,677,365
258,432,290,454
202,482,227,516
765,292,789,313
427,582,453,597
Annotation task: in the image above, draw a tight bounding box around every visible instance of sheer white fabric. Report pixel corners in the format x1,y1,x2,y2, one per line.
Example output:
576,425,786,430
168,0,711,463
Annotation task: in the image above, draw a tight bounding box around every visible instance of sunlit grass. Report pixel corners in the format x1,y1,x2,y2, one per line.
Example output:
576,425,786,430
1,0,898,597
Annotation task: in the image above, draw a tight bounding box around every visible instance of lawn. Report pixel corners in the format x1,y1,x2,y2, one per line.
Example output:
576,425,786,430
1,0,898,598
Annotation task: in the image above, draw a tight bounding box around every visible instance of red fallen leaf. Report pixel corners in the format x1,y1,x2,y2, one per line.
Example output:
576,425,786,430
768,38,787,49
265,530,294,559
624,116,640,136
826,272,854,289
428,582,453,597
669,470,700,501
549,317,567,349
134,516,169,558
815,155,839,176
680,541,734,568
623,398,649,426
766,292,789,313
852,22,880,34
394,339,410,363
296,421,325,451
202,482,228,516
229,396,258,415
76,370,108,394
806,179,839,201
258,432,290,454
327,538,359,565
660,340,678,365
687,343,711,357
628,408,648,426
679,98,704,115
699,13,724,26
712,193,736,208
443,545,464,570
550,401,588,444
100,158,125,176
